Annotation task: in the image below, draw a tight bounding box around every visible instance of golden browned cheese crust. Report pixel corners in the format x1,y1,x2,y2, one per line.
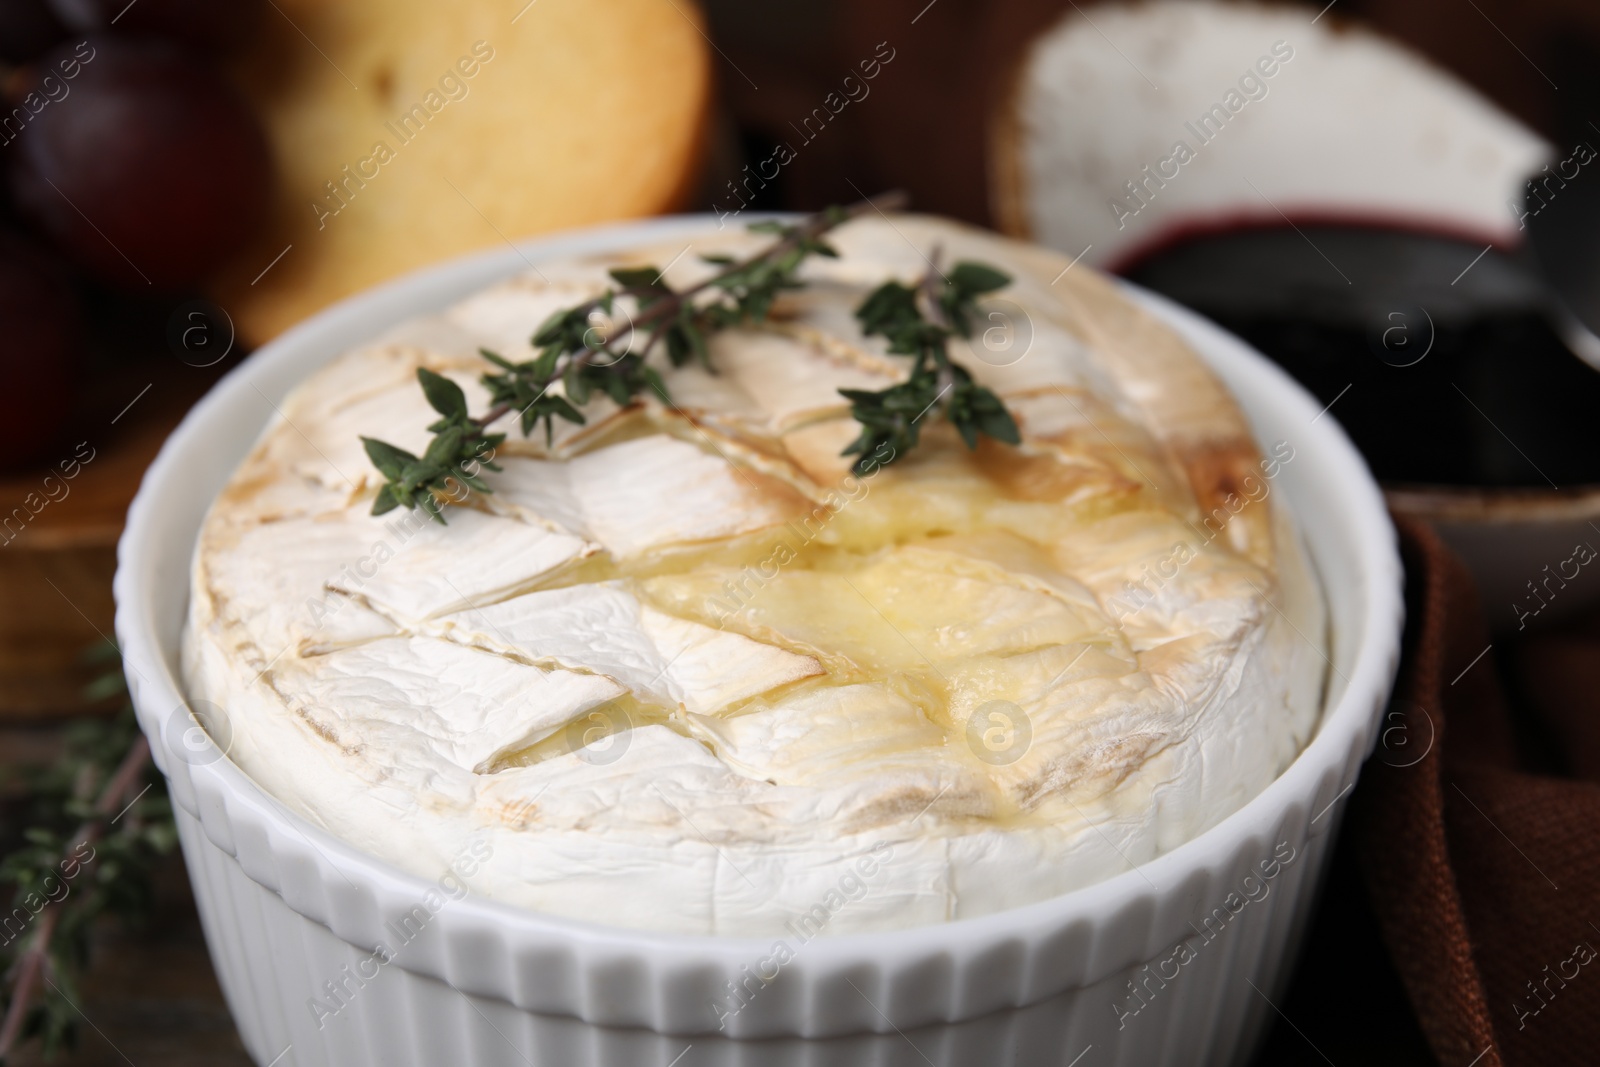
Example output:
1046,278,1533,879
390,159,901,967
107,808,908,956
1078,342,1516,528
184,215,1326,936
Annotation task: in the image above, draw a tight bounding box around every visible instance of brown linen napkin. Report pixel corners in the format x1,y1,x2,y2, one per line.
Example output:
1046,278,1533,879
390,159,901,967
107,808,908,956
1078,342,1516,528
1353,516,1600,1067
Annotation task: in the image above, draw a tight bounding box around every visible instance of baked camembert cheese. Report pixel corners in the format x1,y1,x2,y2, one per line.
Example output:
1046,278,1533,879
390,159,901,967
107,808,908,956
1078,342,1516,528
183,215,1326,936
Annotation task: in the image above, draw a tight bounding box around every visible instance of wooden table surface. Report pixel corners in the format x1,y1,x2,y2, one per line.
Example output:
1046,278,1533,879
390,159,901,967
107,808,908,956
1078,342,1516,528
0,339,233,720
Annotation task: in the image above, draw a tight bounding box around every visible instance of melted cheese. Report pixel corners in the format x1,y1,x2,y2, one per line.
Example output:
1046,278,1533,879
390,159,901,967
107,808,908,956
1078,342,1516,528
183,215,1326,935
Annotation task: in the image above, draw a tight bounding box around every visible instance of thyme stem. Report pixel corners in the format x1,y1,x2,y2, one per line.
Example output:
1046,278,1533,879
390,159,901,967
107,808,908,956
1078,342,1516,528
0,735,152,1060
467,190,911,435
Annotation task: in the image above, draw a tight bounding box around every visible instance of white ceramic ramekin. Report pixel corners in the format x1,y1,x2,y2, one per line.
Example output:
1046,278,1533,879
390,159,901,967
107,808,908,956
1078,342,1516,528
114,216,1402,1067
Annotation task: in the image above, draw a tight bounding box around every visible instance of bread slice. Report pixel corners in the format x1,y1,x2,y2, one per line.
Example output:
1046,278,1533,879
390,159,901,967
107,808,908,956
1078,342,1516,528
991,1,1548,269
211,0,711,346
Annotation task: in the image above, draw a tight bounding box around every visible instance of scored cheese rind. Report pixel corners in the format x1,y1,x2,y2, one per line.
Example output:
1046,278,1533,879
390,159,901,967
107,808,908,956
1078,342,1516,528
430,582,824,716
482,434,813,556
273,636,626,773
183,214,1326,936
332,506,595,621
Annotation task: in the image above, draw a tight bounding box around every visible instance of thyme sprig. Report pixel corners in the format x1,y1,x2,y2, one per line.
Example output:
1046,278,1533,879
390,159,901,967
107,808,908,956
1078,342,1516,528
0,645,175,1063
362,192,1024,516
841,254,1020,468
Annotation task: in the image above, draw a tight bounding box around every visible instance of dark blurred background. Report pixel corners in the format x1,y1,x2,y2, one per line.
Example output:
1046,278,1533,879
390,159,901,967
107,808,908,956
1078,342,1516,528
696,0,1600,224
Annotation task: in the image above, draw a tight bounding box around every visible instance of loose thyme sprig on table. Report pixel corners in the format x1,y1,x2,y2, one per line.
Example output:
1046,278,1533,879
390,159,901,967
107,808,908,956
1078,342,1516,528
362,192,1022,520
0,645,174,1063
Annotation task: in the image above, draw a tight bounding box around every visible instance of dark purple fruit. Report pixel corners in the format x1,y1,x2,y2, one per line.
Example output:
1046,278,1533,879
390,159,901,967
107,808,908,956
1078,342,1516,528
0,0,65,64
47,0,262,54
0,227,82,469
8,37,272,291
